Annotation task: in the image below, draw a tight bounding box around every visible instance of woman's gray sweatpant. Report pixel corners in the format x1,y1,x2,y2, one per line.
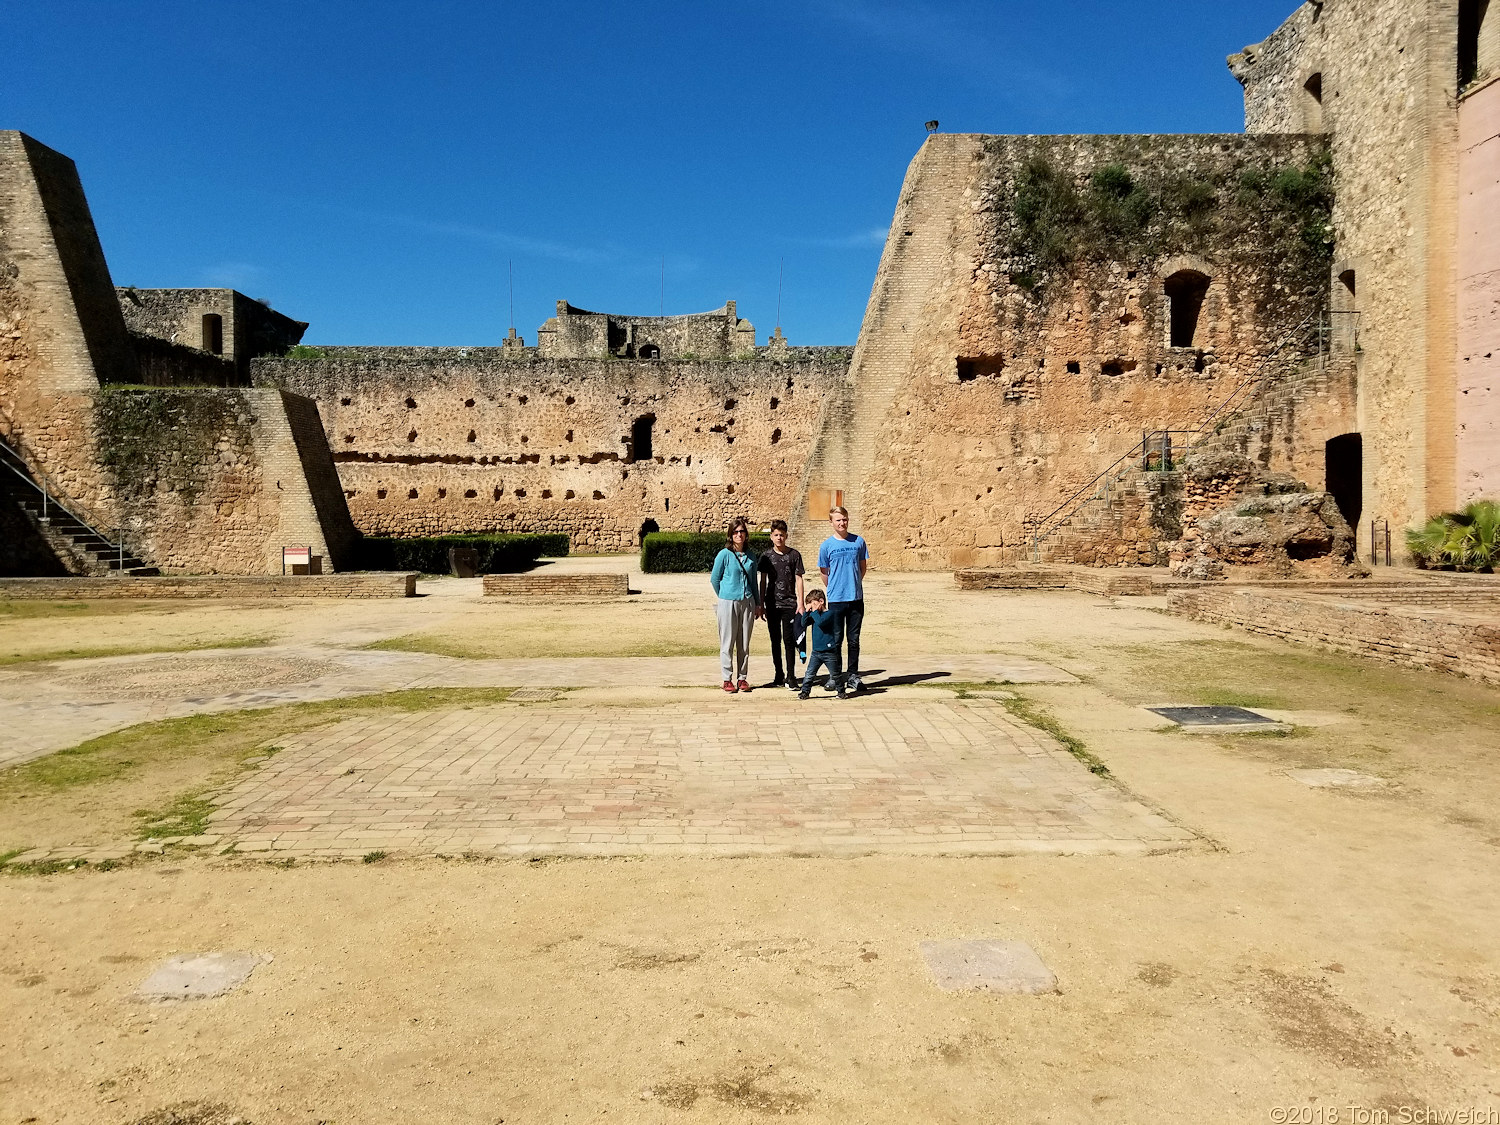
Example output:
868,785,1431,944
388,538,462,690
716,597,757,681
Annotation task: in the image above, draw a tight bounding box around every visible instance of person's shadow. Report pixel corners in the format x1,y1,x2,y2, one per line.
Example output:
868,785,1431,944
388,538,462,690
856,668,950,695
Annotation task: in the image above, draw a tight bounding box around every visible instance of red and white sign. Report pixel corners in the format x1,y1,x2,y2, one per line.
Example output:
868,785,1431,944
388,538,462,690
282,546,311,572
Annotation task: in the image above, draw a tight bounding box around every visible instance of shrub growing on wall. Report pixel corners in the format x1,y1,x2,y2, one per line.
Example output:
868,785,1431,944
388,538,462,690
357,532,568,574
1406,500,1499,572
640,531,772,573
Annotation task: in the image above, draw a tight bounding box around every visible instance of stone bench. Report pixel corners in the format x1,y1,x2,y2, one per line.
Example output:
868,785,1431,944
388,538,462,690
0,573,418,599
482,573,629,598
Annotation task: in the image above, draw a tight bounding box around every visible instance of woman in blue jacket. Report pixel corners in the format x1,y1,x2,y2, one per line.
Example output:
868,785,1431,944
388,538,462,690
709,517,762,693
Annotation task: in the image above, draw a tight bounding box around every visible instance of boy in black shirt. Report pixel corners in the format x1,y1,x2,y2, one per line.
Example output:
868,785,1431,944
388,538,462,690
756,519,806,690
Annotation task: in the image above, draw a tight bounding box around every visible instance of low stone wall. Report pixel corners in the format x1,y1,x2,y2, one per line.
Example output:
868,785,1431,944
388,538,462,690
1167,586,1500,684
482,572,629,598
0,573,417,599
954,565,1157,595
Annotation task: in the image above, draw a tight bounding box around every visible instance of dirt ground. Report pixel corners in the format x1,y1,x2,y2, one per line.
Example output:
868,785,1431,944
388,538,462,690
2,564,1499,1123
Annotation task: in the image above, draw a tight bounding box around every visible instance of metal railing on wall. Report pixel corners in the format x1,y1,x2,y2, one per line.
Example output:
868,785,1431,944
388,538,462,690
0,434,135,572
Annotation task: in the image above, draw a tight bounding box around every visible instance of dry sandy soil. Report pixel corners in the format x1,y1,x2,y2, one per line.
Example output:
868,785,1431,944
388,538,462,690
2,564,1498,1123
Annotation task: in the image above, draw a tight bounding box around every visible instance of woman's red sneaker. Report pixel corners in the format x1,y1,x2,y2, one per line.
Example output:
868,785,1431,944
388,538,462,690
722,680,735,693
737,679,752,693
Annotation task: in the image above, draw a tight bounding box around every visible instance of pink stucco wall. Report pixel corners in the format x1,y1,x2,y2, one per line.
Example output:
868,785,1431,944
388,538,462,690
1457,80,1500,504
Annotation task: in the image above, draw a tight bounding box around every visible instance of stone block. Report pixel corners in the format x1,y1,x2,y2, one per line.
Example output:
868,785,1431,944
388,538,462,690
136,952,268,1001
919,939,1059,994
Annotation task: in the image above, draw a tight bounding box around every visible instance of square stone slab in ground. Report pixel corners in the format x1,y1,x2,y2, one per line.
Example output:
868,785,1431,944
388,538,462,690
919,939,1059,994
1286,768,1390,790
136,952,268,1000
1146,705,1289,733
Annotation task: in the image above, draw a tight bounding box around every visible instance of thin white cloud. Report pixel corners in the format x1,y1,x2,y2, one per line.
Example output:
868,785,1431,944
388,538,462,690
200,261,267,288
784,227,888,250
332,204,619,265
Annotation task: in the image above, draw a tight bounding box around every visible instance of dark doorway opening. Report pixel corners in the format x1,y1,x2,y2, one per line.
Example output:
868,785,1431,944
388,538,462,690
639,343,660,360
630,414,656,462
1325,432,1363,530
639,518,659,544
201,313,223,355
1164,271,1210,347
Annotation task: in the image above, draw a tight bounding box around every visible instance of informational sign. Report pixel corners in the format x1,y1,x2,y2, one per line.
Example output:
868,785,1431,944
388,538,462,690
807,488,844,521
282,546,311,574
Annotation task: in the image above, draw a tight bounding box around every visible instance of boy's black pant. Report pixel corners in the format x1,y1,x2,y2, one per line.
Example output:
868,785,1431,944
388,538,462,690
800,650,843,694
828,598,864,682
764,606,800,682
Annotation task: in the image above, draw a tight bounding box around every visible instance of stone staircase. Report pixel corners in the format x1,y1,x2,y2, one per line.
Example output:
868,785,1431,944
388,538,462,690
0,438,158,576
788,136,976,556
1034,318,1339,566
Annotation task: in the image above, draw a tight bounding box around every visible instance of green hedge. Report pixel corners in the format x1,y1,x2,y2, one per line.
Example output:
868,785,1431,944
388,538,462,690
640,531,772,573
357,533,569,574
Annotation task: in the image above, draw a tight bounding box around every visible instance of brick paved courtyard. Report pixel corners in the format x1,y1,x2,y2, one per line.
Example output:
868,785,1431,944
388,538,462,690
208,694,1195,858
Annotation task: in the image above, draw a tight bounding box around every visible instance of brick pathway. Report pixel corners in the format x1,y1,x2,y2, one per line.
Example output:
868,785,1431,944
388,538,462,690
207,695,1194,858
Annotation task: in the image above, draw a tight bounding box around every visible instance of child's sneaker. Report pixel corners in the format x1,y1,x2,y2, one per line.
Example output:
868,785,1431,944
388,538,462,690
797,689,811,700
771,675,786,688
787,679,801,692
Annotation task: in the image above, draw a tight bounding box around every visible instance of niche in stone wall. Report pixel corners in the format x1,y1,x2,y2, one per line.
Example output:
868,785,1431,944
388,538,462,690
1164,270,1211,348
956,356,1005,383
201,314,223,355
630,415,656,462
1302,71,1325,133
1333,266,1359,353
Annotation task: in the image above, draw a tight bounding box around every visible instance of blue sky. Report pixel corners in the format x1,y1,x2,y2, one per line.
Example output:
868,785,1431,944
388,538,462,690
6,1,1297,346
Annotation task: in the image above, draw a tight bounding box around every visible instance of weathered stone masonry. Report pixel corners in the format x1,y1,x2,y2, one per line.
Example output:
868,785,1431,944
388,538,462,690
253,347,849,552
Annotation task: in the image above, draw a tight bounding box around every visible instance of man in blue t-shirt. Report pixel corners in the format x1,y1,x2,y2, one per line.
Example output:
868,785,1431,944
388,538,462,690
817,505,869,693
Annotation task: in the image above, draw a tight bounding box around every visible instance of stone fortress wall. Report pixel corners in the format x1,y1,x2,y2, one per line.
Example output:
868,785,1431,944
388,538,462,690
116,287,307,386
537,300,757,360
253,346,849,552
0,131,355,576
796,131,1347,570
1229,0,1500,546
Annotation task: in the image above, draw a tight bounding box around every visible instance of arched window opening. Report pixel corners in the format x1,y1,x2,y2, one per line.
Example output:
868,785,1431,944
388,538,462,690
630,414,656,463
1334,268,1358,352
639,343,661,360
639,518,660,544
1303,72,1325,132
1164,270,1211,348
201,313,223,355
1460,0,1497,87
1325,433,1363,530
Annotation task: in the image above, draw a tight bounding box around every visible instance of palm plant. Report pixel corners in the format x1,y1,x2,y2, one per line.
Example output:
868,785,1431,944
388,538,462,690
1406,499,1500,571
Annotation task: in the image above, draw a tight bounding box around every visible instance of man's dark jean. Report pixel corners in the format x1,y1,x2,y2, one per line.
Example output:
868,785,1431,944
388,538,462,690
828,598,863,681
764,605,800,683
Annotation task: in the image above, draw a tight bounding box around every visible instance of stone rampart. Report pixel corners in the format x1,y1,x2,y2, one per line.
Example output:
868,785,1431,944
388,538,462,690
0,573,417,598
1167,583,1500,684
253,351,848,553
818,131,1334,571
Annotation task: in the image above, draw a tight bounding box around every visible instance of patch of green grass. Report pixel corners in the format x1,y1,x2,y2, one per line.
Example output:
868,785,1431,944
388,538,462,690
363,850,388,864
0,634,272,667
0,847,25,866
998,692,1112,778
0,600,161,620
365,634,717,660
0,687,517,799
134,788,217,839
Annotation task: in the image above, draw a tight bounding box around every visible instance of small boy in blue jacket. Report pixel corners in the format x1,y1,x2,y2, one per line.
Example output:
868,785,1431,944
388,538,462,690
797,589,846,700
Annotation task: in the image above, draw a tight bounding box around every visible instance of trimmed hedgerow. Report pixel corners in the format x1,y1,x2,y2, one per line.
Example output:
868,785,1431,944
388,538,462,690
357,533,568,574
640,532,772,573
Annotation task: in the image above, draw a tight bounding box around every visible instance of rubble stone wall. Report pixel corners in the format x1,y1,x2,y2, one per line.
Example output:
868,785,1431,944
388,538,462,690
253,350,847,553
834,131,1333,571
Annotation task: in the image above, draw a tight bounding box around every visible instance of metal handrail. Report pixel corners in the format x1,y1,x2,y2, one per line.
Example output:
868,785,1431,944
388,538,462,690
0,435,133,569
1027,310,1323,559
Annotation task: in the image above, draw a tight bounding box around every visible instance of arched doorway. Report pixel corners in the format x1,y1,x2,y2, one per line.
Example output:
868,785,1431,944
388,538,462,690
639,343,661,360
639,518,660,544
1163,270,1211,347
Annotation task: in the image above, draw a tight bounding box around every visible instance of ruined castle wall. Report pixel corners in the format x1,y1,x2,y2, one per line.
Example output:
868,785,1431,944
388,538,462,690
1,132,356,575
252,351,846,552
1457,76,1500,502
117,288,306,381
1233,0,1467,549
845,132,1336,570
